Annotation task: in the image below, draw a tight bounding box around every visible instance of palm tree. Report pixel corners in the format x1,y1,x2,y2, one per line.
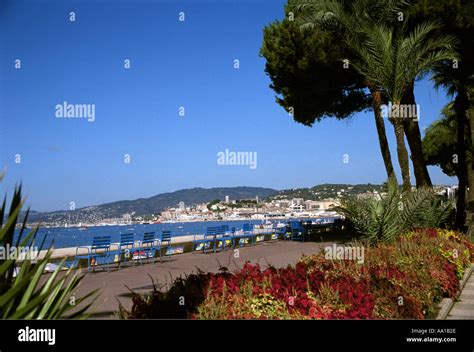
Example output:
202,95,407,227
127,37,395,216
290,0,400,185
291,0,458,191
402,82,433,187
349,21,457,190
369,85,397,183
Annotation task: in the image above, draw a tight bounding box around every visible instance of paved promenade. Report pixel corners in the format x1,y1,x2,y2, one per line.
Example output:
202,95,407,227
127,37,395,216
447,269,474,320
72,241,330,319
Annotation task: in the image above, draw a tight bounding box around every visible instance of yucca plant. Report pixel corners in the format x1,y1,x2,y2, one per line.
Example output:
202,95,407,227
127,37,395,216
335,178,453,243
0,176,97,319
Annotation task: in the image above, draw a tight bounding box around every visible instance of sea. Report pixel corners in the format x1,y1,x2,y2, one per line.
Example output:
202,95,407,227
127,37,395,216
15,219,290,249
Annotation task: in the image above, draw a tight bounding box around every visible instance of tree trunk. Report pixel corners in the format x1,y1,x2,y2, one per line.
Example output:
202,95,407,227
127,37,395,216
402,84,432,188
391,101,411,192
453,89,468,231
370,87,397,184
465,89,474,238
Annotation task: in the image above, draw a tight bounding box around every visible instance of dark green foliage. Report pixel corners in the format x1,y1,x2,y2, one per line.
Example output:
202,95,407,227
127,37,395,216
118,271,212,319
260,17,371,125
422,104,469,177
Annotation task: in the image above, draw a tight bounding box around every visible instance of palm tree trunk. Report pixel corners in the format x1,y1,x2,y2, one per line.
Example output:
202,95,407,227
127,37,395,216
391,102,411,191
370,87,397,183
402,84,432,188
453,89,468,231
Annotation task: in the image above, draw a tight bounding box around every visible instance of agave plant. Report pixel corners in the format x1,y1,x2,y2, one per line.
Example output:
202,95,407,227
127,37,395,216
335,179,453,243
0,176,97,319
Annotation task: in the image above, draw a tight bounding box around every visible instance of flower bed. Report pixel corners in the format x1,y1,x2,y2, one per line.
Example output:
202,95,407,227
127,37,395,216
120,228,473,319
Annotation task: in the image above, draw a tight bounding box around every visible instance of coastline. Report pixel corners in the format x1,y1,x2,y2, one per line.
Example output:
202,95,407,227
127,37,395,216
30,212,340,229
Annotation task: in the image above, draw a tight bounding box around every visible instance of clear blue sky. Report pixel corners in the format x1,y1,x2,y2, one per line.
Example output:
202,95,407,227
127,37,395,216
0,0,455,212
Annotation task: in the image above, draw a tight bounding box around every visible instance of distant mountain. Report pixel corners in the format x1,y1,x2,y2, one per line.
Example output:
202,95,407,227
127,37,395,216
26,187,278,224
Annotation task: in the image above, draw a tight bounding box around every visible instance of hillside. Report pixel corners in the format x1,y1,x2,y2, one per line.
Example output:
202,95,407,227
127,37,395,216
26,187,278,223
268,183,385,200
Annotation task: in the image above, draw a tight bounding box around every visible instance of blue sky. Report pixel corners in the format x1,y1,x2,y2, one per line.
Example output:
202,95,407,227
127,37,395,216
0,0,455,211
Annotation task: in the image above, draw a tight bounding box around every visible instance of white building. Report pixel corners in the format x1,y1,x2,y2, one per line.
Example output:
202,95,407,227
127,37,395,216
291,198,304,206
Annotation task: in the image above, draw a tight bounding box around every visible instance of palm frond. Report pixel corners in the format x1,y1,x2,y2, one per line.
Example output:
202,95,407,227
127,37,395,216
336,179,453,243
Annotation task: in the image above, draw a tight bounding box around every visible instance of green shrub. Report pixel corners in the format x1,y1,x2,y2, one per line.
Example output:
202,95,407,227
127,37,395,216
335,179,453,243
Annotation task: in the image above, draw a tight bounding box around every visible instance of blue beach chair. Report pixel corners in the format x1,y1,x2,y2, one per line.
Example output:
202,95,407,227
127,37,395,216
274,224,287,240
290,220,305,241
193,227,218,253
243,223,256,244
137,232,159,265
159,230,172,261
215,225,233,252
116,233,135,268
75,236,112,272
233,223,255,247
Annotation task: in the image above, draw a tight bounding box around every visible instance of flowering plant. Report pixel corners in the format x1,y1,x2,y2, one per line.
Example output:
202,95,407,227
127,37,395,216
120,228,472,320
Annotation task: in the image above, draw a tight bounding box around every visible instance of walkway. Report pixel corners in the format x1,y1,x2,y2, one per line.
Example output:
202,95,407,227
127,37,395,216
447,268,474,319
